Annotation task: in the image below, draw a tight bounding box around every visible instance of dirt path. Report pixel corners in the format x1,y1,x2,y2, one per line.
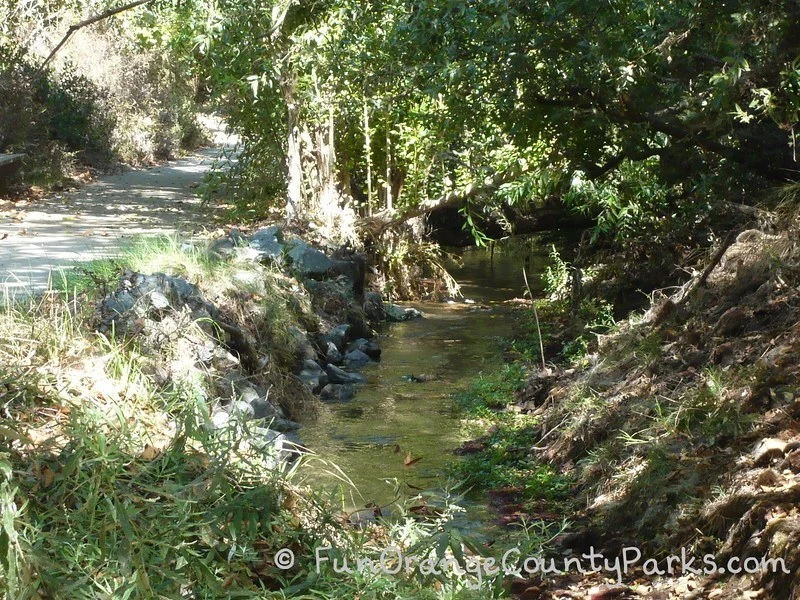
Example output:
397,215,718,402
0,119,237,295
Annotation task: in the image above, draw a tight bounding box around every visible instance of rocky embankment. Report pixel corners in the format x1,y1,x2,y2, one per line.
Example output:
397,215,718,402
93,225,422,464
492,226,800,599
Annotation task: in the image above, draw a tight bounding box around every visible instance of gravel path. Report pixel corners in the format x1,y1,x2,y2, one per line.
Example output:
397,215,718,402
0,120,236,294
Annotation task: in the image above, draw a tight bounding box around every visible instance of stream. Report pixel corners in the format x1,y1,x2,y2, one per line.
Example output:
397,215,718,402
298,240,548,529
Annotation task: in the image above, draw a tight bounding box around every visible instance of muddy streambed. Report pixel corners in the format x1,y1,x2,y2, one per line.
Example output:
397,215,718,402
297,241,548,530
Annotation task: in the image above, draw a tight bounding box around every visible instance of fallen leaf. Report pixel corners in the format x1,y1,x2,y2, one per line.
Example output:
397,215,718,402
404,451,423,467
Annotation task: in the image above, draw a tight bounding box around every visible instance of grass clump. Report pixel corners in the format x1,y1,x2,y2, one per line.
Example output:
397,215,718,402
455,364,526,416
453,365,571,508
450,422,571,502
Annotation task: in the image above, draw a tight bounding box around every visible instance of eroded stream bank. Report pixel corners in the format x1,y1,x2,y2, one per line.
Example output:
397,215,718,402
299,242,548,521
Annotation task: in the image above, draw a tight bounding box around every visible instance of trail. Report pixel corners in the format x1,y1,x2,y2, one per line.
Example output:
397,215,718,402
0,117,237,294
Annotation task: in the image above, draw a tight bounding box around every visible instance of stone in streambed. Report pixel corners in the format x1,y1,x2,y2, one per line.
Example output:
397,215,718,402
325,364,364,384
344,349,371,367
347,338,381,360
321,324,351,350
298,359,328,393
325,341,343,365
385,304,423,322
320,383,356,402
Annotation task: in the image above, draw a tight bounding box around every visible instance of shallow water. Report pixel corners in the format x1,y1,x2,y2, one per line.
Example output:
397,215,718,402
298,243,547,528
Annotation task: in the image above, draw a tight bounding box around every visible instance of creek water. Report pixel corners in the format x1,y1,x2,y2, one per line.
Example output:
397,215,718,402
298,240,547,528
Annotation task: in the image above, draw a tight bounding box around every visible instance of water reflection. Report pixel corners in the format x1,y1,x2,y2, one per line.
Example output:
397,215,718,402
298,239,548,528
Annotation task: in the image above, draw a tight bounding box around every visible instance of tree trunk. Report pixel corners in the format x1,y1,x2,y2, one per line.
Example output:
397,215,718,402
385,107,393,212
283,78,303,221
363,100,373,216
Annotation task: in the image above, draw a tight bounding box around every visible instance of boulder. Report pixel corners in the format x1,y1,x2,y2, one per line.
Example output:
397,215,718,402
298,359,328,393
210,410,230,430
208,229,248,258
344,349,372,367
289,326,318,362
321,324,351,350
325,364,365,384
324,341,343,365
320,383,356,402
347,337,381,360
250,396,284,420
384,303,423,322
249,226,284,261
268,418,301,433
363,291,385,321
328,255,366,297
227,399,255,420
249,427,300,465
287,242,332,277
98,272,257,370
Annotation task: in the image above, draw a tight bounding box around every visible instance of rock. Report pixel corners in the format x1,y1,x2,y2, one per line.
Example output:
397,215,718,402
301,359,324,374
249,226,284,261
384,303,423,322
324,341,343,365
250,396,284,420
328,256,367,297
211,410,230,430
587,584,629,600
219,372,262,401
287,242,332,277
347,338,381,360
320,383,356,402
365,342,380,358
289,326,318,362
249,427,299,465
363,291,385,321
208,229,247,258
321,324,351,350
344,349,372,367
347,338,369,352
212,348,240,370
98,272,258,370
269,418,301,433
298,360,328,393
227,399,256,420
752,438,787,466
325,364,365,384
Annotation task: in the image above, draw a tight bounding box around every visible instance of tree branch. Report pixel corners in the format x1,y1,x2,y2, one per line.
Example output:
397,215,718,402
527,88,794,182
365,160,530,230
36,0,154,76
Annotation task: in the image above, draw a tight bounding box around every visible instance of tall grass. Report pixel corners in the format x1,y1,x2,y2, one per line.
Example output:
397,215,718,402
1,239,506,599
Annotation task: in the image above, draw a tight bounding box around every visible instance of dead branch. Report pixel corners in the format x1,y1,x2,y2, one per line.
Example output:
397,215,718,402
36,0,154,76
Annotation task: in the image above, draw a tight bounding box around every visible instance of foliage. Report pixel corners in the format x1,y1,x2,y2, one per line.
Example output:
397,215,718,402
172,0,800,248
0,0,206,191
452,367,571,504
455,364,526,416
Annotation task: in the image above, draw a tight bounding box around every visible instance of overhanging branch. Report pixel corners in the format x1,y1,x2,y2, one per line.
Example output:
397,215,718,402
366,160,530,231
36,0,154,76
